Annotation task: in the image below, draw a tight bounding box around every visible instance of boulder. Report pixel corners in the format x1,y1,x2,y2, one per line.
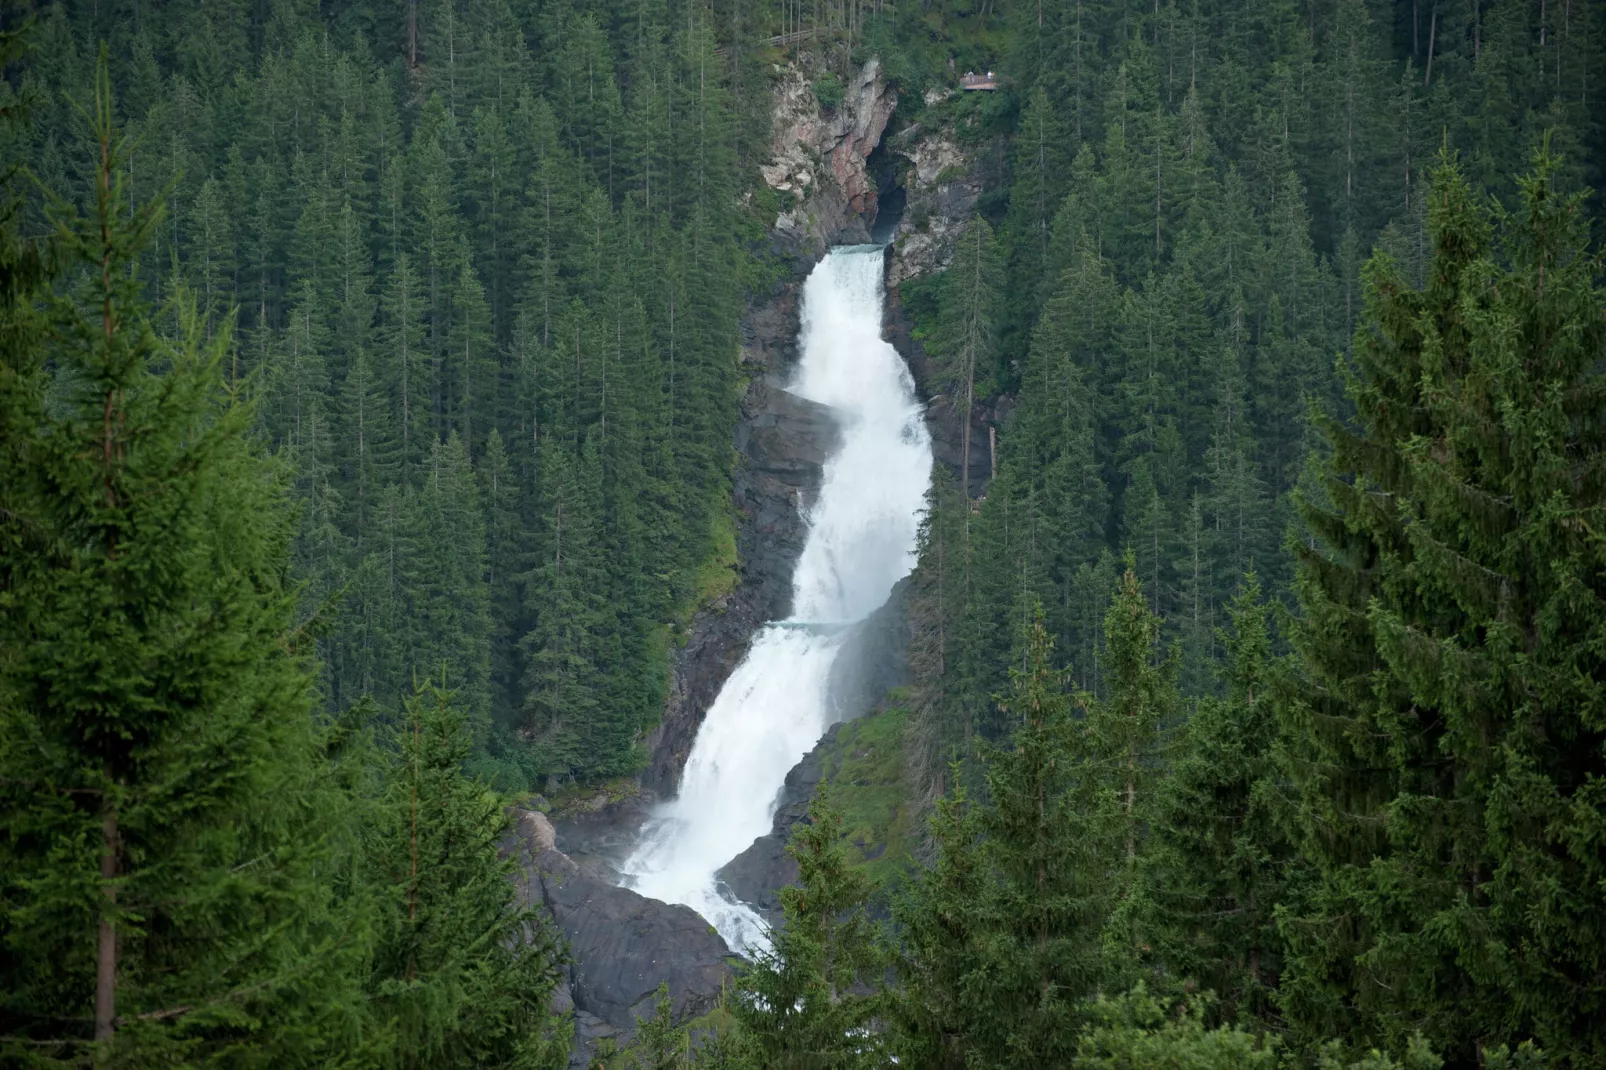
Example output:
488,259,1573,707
505,810,735,1055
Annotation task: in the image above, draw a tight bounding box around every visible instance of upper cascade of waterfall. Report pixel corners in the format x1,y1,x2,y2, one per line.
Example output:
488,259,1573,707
787,246,931,624
619,245,932,953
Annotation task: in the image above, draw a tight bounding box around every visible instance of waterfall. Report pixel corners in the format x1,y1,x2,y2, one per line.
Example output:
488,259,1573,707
620,245,932,953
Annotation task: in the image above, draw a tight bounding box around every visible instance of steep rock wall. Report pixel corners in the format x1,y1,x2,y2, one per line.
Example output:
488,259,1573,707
527,53,997,1064
762,57,899,257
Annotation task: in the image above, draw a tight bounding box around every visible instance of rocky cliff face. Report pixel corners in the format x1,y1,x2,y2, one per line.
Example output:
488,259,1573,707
885,89,993,287
883,89,1007,499
640,291,839,797
762,57,899,258
638,56,903,804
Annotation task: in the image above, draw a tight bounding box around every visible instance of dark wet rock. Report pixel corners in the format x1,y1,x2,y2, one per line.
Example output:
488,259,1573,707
734,377,841,620
713,721,839,926
551,790,660,884
827,576,912,722
505,810,734,1064
714,582,913,928
883,273,1009,499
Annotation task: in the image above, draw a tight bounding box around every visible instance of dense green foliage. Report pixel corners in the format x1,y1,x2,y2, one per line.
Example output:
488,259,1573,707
5,0,781,788
366,680,569,1069
685,1,1605,1068
5,0,1606,1066
1275,151,1606,1063
1,65,365,1066
728,788,889,1069
0,32,577,1070
900,0,1604,766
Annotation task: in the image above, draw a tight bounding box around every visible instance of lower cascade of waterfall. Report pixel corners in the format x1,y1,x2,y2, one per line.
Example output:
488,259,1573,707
620,245,932,954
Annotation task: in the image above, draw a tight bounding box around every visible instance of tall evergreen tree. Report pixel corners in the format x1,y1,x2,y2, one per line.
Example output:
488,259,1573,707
1141,575,1294,1025
366,679,569,1070
965,605,1112,1067
0,68,360,1065
928,215,1002,497
888,771,988,1069
1087,563,1180,977
731,787,887,1069
1276,149,1606,1062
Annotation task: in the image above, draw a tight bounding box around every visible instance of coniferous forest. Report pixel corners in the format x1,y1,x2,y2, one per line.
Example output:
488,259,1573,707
1,1,1603,1068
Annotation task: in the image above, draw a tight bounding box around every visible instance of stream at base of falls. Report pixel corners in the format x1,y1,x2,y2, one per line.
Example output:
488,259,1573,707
618,245,932,954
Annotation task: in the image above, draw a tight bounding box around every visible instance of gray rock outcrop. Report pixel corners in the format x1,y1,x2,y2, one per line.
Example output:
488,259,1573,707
506,810,734,1062
762,57,899,258
713,578,914,925
640,284,839,797
641,53,912,807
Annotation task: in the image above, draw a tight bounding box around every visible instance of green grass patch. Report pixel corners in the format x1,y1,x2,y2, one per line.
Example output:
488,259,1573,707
546,775,643,820
690,501,739,615
819,699,919,889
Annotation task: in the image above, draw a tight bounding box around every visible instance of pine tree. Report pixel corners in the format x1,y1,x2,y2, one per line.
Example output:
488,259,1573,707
402,432,493,730
929,216,1002,498
1086,562,1180,980
965,604,1113,1068
480,427,524,727
366,678,570,1070
379,253,431,479
888,771,988,1069
335,346,399,549
0,66,362,1065
732,786,887,1069
622,983,689,1070
1276,148,1606,1062
519,438,611,780
1141,575,1295,1024
187,176,235,336
446,239,495,453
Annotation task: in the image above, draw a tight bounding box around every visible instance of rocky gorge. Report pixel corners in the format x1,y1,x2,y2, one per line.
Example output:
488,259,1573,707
508,53,1000,1063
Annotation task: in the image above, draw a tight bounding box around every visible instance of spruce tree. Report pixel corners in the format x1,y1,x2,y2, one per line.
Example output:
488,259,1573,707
1276,149,1606,1062
732,787,887,1069
0,65,361,1065
888,771,988,1069
1141,575,1295,1024
621,983,689,1070
1086,563,1180,983
366,679,570,1070
403,432,493,733
930,215,1002,497
968,604,1113,1068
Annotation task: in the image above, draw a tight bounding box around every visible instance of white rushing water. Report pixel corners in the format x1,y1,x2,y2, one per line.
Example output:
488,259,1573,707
620,245,932,953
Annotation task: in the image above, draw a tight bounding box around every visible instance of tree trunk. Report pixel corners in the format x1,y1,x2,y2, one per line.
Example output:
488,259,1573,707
407,1,417,68
1424,4,1437,86
95,803,118,1043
